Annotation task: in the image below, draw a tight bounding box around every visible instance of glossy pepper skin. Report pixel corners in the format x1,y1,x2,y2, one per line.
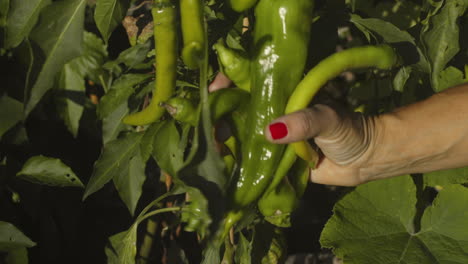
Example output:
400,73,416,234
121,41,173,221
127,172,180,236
229,0,314,210
123,0,177,126
180,0,205,69
285,45,398,162
164,88,250,126
229,0,257,12
214,40,251,91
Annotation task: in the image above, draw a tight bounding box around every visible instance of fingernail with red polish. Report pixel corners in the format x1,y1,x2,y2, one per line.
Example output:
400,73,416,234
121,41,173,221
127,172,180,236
269,122,288,140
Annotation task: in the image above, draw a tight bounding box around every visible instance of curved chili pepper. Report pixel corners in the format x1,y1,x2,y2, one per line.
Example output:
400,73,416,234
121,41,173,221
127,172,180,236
285,45,398,162
180,0,206,69
213,40,251,91
229,0,257,12
228,0,314,214
163,88,250,125
123,0,177,126
163,97,199,125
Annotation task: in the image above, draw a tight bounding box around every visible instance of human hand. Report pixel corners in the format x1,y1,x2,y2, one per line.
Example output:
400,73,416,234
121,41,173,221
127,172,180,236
210,72,378,186
265,104,378,186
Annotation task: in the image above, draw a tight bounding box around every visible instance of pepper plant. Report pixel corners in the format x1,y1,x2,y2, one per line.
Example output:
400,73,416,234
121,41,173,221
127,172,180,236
1,0,468,263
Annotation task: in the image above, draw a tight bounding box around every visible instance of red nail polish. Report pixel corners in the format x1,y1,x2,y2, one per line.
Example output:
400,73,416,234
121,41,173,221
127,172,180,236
269,122,288,140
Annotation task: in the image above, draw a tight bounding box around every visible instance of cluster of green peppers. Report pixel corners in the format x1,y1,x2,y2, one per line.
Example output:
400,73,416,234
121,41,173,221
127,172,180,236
122,0,398,237
225,0,315,228
123,0,206,126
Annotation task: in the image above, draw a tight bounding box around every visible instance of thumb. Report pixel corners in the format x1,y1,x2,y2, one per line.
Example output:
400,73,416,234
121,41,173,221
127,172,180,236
265,104,342,144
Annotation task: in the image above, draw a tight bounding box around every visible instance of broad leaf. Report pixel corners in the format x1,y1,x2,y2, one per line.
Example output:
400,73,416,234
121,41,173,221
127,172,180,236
235,232,252,264
424,167,468,187
94,0,130,43
181,186,211,238
102,102,128,145
26,0,86,116
0,0,9,28
57,63,86,137
421,0,467,91
393,66,412,92
5,0,51,49
350,14,430,72
0,95,23,139
113,151,146,215
350,14,416,44
97,73,150,119
83,132,143,200
103,42,152,72
0,221,36,251
166,240,190,264
16,155,84,188
435,66,466,93
415,185,468,263
63,31,108,81
321,176,468,263
5,247,28,264
139,121,164,163
106,224,138,264
151,120,185,177
178,54,227,249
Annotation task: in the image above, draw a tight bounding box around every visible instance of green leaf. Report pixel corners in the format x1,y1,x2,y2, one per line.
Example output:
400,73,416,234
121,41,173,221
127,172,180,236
83,132,143,200
5,247,29,264
139,121,164,163
26,0,86,116
97,73,150,119
102,102,128,145
113,151,146,215
0,221,36,251
103,42,151,72
424,167,468,188
151,120,185,177
166,240,190,264
350,14,430,72
94,0,130,43
421,0,467,91
235,232,252,264
393,66,412,92
350,14,416,44
321,176,468,263
16,155,84,188
178,50,227,244
57,63,86,138
67,31,108,82
0,0,9,28
106,224,138,264
435,66,466,92
181,186,211,237
55,31,107,137
5,0,51,49
251,223,282,264
0,95,23,139
415,185,468,263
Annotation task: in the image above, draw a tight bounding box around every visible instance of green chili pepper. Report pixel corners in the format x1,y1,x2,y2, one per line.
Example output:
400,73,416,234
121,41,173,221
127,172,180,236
288,159,309,199
164,88,250,126
163,97,199,126
228,0,314,214
214,40,251,91
256,145,298,227
285,45,398,162
257,176,298,227
180,0,206,69
229,0,257,12
123,0,177,126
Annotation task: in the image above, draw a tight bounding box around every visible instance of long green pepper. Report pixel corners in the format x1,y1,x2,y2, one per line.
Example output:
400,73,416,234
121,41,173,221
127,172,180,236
123,0,177,126
229,0,314,211
180,0,206,69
